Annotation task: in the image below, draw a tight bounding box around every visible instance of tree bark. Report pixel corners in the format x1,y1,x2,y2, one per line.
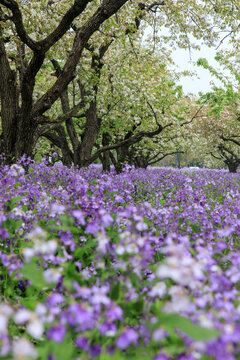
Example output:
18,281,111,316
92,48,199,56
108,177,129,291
0,0,128,163
75,101,101,167
0,24,18,162
226,161,239,173
100,132,111,172
43,126,73,167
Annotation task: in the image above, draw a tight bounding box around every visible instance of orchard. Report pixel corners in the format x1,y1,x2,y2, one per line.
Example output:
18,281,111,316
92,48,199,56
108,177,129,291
1,0,240,359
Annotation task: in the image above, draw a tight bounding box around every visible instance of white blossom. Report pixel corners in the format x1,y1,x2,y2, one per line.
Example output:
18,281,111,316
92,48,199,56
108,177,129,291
26,319,44,339
12,338,38,359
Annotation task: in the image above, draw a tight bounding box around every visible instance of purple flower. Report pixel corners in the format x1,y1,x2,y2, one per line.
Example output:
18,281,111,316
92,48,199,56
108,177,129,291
72,210,86,225
106,305,123,321
116,329,138,350
100,213,113,227
65,304,95,331
85,221,98,234
0,228,9,240
98,322,117,336
75,336,89,350
91,285,110,306
47,354,55,360
90,344,101,357
46,324,66,343
154,355,168,360
47,293,65,308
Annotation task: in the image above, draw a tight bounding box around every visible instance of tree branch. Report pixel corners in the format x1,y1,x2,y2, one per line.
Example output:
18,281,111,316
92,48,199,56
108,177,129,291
148,151,183,166
0,0,40,51
220,134,240,147
89,124,164,163
31,0,128,118
180,104,205,126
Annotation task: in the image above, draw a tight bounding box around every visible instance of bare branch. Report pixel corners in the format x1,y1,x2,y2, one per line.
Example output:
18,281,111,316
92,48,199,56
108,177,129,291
31,0,128,118
216,29,235,50
0,0,40,51
39,0,91,51
220,135,240,147
146,100,159,126
89,124,164,163
181,104,205,126
36,100,85,125
149,151,183,165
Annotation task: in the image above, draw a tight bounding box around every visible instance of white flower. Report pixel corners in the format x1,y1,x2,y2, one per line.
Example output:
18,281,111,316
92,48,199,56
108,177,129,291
96,232,109,255
0,304,13,317
163,286,192,313
23,248,35,263
14,309,32,324
12,338,38,359
0,314,8,334
198,314,214,329
12,207,24,216
126,243,138,254
50,203,65,217
47,240,58,254
28,227,47,242
149,282,167,298
136,222,148,231
26,319,44,339
10,164,25,177
116,245,125,255
44,268,62,283
35,304,47,316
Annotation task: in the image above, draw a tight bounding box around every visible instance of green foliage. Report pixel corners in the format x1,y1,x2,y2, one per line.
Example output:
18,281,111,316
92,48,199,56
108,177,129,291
20,262,46,289
156,313,220,341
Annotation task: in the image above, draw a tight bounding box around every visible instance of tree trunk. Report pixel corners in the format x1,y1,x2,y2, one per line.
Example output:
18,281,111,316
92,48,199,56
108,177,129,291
75,101,101,167
114,144,130,173
43,126,73,167
0,26,18,162
134,155,148,168
101,132,111,172
15,118,37,159
227,162,239,173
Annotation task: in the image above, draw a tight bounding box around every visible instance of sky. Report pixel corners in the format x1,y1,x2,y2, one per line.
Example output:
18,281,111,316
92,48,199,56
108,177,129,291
171,44,223,96
144,26,231,96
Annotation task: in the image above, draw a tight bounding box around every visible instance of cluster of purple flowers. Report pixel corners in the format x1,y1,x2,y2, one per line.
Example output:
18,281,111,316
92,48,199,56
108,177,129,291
0,159,240,359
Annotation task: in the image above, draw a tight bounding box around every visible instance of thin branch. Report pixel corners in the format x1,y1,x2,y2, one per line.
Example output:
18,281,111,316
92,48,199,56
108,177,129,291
180,104,205,126
31,0,128,118
89,124,164,163
220,135,240,147
148,151,183,165
146,100,160,126
216,29,234,50
0,0,39,50
101,98,122,117
36,100,85,124
208,151,222,161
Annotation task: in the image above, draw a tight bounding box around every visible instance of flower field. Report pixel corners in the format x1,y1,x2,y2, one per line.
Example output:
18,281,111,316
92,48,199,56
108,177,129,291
0,158,240,360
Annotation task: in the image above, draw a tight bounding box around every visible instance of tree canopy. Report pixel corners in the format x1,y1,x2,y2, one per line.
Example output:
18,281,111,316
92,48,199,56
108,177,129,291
0,0,240,170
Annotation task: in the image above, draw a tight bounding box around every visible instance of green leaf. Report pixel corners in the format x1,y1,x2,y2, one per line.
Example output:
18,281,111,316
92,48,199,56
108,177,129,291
21,297,39,310
37,336,75,360
110,281,121,300
11,196,23,205
59,215,74,226
158,313,220,341
20,263,46,289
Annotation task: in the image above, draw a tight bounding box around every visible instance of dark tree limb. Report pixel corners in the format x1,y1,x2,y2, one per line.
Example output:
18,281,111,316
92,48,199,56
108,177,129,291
220,135,240,147
148,151,183,165
31,0,128,118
